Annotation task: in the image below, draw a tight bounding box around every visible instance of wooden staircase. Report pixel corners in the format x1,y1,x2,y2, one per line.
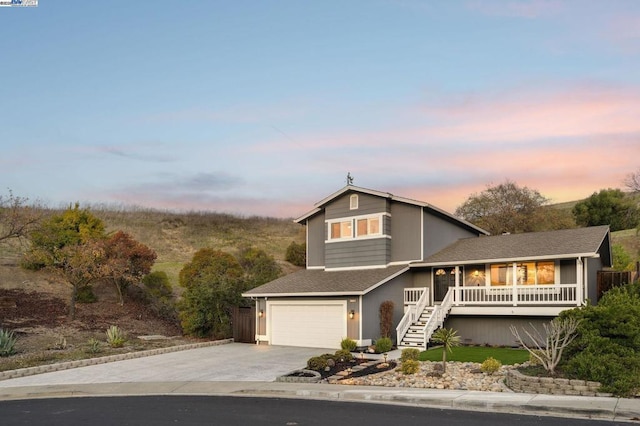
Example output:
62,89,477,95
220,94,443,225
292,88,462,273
398,306,434,348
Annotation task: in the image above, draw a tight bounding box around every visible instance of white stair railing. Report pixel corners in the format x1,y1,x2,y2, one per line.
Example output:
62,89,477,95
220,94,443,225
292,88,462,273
423,288,454,347
396,288,428,347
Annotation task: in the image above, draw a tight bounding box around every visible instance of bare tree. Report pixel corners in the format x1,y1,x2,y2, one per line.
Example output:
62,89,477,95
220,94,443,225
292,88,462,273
0,190,43,243
624,169,640,193
509,317,580,376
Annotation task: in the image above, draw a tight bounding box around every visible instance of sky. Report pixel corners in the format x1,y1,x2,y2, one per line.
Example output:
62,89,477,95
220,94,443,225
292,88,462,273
1,1,639,218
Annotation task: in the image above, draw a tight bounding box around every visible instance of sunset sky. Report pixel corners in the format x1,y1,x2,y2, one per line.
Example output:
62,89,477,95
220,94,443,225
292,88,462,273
1,1,639,218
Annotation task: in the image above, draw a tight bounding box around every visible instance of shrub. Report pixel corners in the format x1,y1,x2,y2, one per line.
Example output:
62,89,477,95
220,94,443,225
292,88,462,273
334,349,353,362
400,359,420,375
379,300,394,338
375,337,393,353
307,355,334,371
0,328,17,357
76,285,97,303
481,357,502,374
106,325,126,348
340,337,357,352
143,271,173,299
86,338,102,354
400,348,420,363
285,241,306,267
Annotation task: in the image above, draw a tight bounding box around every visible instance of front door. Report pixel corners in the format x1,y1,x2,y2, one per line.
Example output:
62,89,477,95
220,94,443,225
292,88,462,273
434,268,457,302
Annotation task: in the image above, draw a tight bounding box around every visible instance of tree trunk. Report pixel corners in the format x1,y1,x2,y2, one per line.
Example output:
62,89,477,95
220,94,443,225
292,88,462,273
69,286,77,320
442,350,447,373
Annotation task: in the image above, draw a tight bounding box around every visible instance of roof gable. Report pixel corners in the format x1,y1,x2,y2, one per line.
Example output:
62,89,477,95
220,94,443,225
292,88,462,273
418,225,611,265
295,184,488,235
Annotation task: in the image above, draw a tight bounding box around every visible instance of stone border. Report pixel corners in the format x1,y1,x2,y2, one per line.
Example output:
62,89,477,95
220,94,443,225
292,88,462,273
506,369,606,397
276,369,322,383
0,338,233,381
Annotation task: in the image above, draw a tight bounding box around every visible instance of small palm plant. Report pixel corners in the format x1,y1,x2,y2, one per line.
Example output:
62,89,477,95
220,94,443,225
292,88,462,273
106,325,126,348
431,327,461,373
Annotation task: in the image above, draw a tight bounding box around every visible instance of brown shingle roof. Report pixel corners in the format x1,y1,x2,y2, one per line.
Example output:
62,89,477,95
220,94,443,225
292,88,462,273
418,225,610,265
242,264,409,297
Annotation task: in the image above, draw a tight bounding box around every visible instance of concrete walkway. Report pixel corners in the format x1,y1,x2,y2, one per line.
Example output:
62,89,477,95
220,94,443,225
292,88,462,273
0,342,638,422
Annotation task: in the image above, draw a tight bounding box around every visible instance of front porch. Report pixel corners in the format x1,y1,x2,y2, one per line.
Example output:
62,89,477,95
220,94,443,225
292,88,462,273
397,279,583,349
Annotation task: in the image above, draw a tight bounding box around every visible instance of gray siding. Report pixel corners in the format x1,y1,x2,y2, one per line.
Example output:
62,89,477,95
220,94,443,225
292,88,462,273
325,238,390,269
325,192,388,220
560,259,576,284
586,256,603,304
424,212,478,259
390,202,422,262
444,316,554,347
307,213,325,268
361,271,413,342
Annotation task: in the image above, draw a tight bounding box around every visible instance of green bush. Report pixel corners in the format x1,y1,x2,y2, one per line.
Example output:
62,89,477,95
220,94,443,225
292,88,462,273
340,337,357,352
400,359,420,375
375,337,393,353
400,348,420,363
334,349,353,362
76,285,97,303
0,328,17,357
481,357,502,374
285,241,306,267
558,281,640,397
106,325,126,348
307,354,335,371
143,271,173,298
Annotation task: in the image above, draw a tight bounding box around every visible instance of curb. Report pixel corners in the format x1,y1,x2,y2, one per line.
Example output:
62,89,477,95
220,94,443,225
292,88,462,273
0,339,233,381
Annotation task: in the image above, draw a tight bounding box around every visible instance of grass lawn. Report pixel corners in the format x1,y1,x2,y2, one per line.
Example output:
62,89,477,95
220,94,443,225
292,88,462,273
419,346,529,365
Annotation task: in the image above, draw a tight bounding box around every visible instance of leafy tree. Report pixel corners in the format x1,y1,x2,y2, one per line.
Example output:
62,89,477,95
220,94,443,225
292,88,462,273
285,241,306,266
612,244,634,271
0,190,43,243
431,327,461,373
22,205,107,319
237,246,281,290
24,203,106,269
572,189,640,231
178,248,245,338
455,181,549,234
102,231,157,305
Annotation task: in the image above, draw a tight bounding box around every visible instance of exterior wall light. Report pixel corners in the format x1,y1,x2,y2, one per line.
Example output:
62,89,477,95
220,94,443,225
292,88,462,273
259,309,264,318
349,310,355,319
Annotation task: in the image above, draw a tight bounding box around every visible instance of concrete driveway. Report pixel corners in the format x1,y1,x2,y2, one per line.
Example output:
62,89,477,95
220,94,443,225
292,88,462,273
0,343,330,388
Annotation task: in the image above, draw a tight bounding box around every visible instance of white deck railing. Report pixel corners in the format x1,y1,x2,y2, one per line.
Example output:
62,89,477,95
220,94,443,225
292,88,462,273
423,288,454,346
455,284,579,306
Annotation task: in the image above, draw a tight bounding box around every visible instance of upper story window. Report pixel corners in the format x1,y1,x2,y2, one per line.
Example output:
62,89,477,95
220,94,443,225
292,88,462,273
327,214,385,242
350,194,359,210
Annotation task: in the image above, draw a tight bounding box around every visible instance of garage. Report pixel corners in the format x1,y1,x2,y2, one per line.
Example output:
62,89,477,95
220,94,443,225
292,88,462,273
268,301,347,349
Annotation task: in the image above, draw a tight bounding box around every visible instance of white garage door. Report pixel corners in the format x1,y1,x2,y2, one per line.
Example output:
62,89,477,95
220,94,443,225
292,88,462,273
269,302,346,349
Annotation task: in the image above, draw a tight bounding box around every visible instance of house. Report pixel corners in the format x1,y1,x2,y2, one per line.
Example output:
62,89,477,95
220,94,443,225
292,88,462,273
242,185,612,349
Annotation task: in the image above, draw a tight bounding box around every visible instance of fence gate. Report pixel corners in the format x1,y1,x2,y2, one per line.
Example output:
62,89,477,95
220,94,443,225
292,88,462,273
232,306,256,343
597,270,633,299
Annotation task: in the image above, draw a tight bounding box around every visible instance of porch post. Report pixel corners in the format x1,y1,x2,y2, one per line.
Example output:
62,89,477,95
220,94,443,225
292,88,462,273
454,266,460,306
576,258,584,306
512,262,518,306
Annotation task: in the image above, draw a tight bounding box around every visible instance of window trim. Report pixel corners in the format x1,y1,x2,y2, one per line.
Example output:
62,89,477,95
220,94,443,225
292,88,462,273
326,213,387,242
349,194,359,210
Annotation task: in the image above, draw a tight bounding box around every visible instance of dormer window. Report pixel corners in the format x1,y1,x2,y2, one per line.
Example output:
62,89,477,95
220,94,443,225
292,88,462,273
350,194,358,210
327,213,385,242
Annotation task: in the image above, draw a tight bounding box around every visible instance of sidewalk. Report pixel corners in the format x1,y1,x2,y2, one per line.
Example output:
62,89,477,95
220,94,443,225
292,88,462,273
0,342,638,422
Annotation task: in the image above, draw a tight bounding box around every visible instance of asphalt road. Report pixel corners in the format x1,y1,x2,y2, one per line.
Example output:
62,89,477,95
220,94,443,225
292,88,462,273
0,396,630,426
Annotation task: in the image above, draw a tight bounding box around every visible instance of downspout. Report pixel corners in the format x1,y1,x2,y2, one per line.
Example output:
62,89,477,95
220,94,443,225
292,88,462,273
358,295,363,346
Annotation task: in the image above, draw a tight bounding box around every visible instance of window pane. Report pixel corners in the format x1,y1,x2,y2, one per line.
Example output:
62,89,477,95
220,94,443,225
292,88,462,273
331,222,341,239
518,262,535,285
340,221,352,238
537,261,555,284
490,264,507,286
369,217,380,235
357,219,368,236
